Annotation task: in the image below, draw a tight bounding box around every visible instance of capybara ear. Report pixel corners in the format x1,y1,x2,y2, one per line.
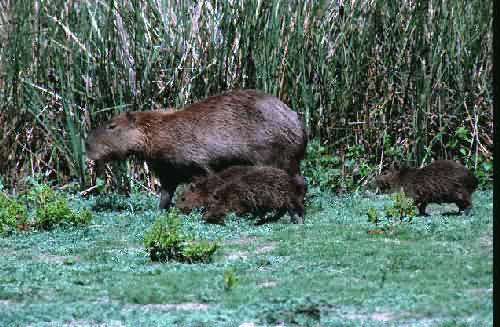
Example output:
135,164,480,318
125,112,136,125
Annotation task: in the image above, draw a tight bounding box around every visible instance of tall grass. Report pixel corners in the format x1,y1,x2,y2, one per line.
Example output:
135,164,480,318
0,0,493,190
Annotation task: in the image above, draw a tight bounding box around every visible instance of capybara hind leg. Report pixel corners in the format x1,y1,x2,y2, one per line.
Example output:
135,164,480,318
159,190,172,209
270,209,288,222
417,203,428,216
456,195,473,215
289,202,305,224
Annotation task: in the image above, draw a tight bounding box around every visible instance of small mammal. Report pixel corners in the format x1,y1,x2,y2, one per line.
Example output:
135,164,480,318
375,160,478,215
85,90,307,209
201,166,307,225
175,166,250,214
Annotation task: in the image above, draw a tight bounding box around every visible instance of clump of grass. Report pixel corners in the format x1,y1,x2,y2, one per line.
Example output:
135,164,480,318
1,184,92,233
27,184,92,230
366,207,379,224
0,192,28,234
383,192,417,222
144,208,218,263
366,192,417,234
223,267,237,292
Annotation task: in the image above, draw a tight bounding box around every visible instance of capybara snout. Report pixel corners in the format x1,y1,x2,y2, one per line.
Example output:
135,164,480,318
86,112,144,161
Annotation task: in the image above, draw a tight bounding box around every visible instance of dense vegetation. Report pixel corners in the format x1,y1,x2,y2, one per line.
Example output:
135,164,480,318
0,0,492,192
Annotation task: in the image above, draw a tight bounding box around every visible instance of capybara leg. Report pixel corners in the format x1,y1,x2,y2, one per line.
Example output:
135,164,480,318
270,209,288,222
456,194,472,215
159,190,171,209
204,214,225,225
289,202,305,224
455,192,472,215
462,207,472,215
417,203,428,216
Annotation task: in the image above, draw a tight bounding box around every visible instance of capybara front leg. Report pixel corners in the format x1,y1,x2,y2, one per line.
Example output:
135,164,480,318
417,203,428,216
159,184,179,209
159,189,172,209
455,192,473,215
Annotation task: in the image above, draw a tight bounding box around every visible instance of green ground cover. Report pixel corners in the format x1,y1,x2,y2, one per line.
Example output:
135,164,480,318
0,191,492,327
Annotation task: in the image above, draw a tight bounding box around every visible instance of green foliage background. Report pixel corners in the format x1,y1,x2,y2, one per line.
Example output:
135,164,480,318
0,0,492,191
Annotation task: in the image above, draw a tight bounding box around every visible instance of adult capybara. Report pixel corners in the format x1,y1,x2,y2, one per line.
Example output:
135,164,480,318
202,166,307,225
85,90,307,209
375,160,478,215
175,166,250,214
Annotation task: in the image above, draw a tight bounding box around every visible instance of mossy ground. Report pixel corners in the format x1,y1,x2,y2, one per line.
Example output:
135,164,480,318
0,191,492,326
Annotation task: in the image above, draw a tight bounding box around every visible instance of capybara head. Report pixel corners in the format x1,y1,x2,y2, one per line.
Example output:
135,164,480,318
375,165,408,192
85,112,145,161
175,183,209,214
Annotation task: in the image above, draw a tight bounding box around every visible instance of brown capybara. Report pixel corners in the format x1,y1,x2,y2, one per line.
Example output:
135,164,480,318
85,90,307,209
175,166,251,214
375,160,478,215
202,166,307,225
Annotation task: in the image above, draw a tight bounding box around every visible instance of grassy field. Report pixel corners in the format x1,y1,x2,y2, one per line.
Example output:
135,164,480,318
0,190,492,327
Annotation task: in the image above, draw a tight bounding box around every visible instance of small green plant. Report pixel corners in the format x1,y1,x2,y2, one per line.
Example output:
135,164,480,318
144,208,218,263
383,192,417,221
302,140,342,191
181,240,219,264
27,184,92,230
366,207,379,224
0,192,28,234
366,192,417,235
223,267,237,292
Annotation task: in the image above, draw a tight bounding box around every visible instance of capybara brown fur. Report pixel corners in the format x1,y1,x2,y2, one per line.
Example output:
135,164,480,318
85,90,307,209
202,167,307,225
375,160,478,215
175,166,251,214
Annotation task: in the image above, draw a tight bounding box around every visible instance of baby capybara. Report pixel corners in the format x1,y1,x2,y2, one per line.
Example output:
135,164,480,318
375,160,478,215
201,167,307,225
85,90,307,209
175,166,251,214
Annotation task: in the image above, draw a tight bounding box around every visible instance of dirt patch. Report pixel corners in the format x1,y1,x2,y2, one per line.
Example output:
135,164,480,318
467,288,492,296
226,250,250,260
34,254,80,264
126,303,210,312
371,312,396,321
28,320,125,327
480,231,493,248
339,310,399,322
259,280,278,288
255,243,276,255
225,241,276,261
224,235,258,246
239,323,257,327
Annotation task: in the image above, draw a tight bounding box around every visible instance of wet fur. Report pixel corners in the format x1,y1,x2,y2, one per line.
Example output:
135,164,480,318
85,90,307,209
375,160,478,215
201,166,307,225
